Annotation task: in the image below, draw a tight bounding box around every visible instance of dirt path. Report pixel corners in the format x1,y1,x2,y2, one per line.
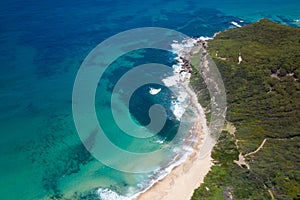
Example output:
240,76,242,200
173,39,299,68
245,138,267,157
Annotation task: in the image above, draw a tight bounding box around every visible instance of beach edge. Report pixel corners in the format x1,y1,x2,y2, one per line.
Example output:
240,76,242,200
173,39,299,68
137,41,215,200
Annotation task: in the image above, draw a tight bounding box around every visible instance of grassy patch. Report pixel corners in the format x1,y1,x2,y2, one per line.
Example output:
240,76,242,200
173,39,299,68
191,19,300,199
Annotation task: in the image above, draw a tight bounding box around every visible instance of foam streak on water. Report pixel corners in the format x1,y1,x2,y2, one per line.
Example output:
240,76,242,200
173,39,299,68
97,188,131,200
96,148,193,200
96,37,209,200
162,37,211,120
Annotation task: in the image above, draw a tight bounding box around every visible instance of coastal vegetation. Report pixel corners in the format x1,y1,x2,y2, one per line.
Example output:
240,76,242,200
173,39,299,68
191,19,300,199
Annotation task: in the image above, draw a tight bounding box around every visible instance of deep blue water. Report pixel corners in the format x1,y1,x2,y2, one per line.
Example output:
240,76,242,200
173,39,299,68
0,0,299,199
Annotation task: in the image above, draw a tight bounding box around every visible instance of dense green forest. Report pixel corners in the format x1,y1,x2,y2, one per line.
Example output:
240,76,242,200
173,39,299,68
191,19,300,199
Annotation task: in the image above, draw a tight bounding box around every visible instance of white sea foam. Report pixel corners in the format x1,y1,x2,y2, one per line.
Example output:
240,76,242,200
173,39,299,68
149,87,161,95
230,21,242,28
182,145,194,152
177,90,188,102
97,36,209,200
96,152,191,200
97,188,131,200
96,134,199,200
129,150,191,199
198,36,213,41
162,37,204,120
155,139,164,144
172,102,185,120
171,37,198,55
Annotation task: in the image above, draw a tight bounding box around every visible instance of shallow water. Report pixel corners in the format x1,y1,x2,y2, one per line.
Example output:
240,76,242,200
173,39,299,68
0,1,299,199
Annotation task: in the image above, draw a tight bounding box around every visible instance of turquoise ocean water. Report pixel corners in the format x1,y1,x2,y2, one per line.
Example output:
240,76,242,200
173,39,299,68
0,1,299,199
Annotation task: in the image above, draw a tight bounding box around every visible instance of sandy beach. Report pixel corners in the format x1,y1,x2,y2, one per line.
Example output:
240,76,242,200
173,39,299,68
137,39,214,200
137,119,213,200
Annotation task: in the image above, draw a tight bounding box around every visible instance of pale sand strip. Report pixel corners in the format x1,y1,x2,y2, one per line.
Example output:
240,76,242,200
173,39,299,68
137,41,213,200
137,120,213,200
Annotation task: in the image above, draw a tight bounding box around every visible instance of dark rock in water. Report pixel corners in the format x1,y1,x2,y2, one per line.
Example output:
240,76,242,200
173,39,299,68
180,56,189,63
49,193,64,200
179,69,186,74
70,190,100,200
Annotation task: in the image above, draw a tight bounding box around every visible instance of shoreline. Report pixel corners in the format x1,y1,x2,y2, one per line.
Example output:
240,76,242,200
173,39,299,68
137,39,214,200
137,119,213,200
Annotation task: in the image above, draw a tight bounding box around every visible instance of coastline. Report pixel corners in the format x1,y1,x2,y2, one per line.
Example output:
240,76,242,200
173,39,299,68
137,120,213,200
137,39,214,200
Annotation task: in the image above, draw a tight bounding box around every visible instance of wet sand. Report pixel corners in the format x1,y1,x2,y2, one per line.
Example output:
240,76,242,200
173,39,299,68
137,40,213,200
137,120,213,200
